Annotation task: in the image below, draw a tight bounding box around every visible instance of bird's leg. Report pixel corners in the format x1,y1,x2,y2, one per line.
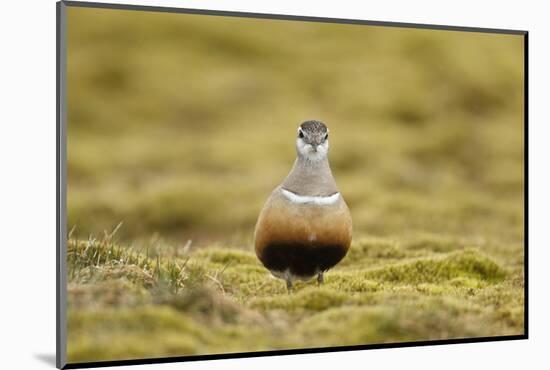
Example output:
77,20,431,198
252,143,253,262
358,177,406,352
286,278,293,293
317,272,324,285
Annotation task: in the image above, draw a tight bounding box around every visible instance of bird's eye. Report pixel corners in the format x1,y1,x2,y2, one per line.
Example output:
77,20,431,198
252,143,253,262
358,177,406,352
298,130,304,139
324,133,329,140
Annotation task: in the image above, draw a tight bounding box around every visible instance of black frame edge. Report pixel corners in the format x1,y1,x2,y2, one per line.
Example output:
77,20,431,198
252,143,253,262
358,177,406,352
57,1,68,369
523,32,529,338
56,1,60,367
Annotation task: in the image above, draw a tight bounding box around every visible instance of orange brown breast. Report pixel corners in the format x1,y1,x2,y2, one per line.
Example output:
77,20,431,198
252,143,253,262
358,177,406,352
254,187,352,279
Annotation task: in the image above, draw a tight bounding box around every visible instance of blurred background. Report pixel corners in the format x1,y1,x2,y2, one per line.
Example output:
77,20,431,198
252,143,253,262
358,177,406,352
67,7,524,249
65,6,525,362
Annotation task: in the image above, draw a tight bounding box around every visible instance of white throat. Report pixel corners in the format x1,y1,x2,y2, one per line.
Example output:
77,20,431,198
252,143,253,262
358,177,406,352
281,188,340,206
296,138,329,162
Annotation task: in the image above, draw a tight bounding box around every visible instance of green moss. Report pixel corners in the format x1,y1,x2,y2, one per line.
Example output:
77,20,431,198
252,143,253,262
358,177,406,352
403,235,467,253
297,295,509,347
250,287,349,312
325,272,381,293
156,286,263,325
342,238,410,267
68,279,152,308
363,249,506,284
448,276,485,289
193,248,259,266
67,304,278,363
67,306,209,362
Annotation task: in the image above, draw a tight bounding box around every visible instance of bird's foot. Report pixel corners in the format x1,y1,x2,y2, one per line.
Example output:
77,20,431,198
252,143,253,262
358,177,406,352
317,272,324,285
286,279,293,293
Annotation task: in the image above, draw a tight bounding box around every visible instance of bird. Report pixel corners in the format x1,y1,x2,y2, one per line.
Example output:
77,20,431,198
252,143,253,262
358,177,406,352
254,120,352,291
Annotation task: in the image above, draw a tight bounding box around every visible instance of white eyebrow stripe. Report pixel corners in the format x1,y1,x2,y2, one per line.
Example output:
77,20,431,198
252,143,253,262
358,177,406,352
281,188,340,205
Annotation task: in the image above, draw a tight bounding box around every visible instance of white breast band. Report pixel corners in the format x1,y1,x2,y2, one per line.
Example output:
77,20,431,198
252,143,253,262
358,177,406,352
281,188,340,206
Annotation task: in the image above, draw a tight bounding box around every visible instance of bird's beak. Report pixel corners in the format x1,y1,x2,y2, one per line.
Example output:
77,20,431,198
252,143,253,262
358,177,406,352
311,145,318,152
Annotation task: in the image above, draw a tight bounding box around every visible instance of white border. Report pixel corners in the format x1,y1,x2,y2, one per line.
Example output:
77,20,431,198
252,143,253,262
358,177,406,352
2,1,546,370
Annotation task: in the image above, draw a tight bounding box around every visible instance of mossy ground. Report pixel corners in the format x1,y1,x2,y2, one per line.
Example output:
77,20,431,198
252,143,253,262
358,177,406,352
67,233,524,363
65,6,524,364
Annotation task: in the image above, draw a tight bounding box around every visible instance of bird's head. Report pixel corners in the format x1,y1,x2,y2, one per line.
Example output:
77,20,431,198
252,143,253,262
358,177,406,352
296,120,329,161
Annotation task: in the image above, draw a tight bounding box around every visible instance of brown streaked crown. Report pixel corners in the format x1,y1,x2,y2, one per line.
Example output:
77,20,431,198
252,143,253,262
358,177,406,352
300,120,328,134
298,120,329,146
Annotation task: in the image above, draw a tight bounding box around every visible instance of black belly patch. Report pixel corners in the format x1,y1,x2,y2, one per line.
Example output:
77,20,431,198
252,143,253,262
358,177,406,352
259,241,348,277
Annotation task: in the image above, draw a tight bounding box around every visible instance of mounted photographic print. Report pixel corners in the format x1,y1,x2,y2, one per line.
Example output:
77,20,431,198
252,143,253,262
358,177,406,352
56,1,528,368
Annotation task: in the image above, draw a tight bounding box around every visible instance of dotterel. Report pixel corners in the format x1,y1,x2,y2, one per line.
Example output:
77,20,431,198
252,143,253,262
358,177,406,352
254,120,353,291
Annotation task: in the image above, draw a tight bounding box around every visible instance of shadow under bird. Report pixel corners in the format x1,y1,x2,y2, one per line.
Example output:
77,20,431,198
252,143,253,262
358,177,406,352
254,120,353,291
